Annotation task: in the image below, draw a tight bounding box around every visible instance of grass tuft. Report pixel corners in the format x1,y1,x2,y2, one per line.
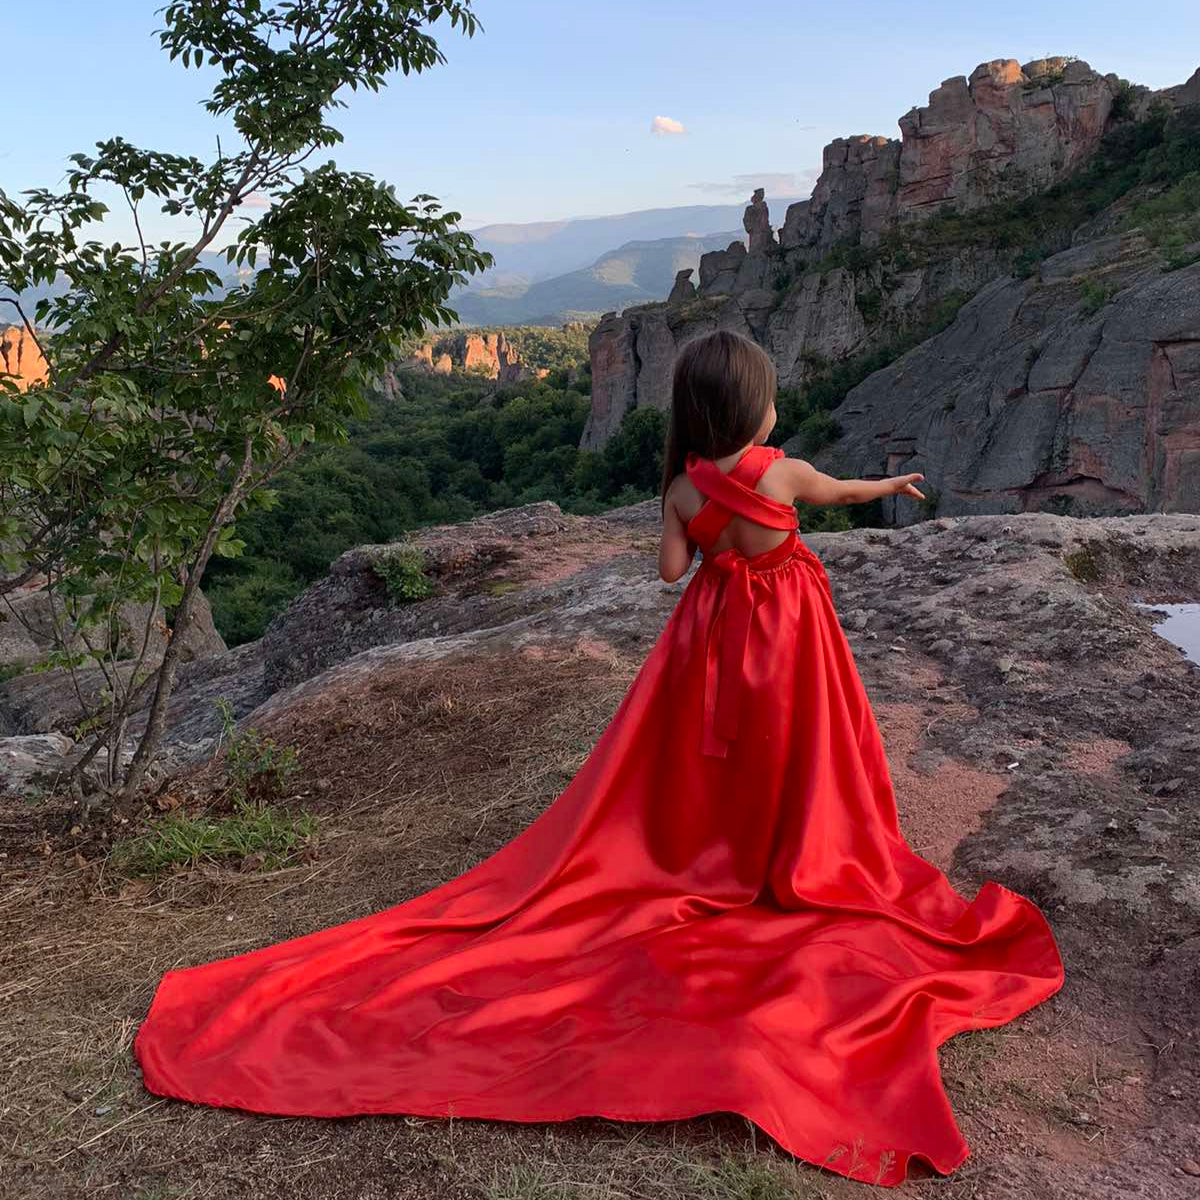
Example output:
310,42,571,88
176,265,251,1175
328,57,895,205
110,796,315,877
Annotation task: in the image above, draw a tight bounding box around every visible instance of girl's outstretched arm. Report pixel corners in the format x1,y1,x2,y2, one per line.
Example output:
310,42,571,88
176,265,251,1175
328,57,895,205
659,481,696,582
783,457,925,506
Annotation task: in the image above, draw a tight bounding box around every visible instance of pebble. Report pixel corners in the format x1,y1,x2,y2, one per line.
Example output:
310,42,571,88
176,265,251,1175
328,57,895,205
1181,1160,1200,1177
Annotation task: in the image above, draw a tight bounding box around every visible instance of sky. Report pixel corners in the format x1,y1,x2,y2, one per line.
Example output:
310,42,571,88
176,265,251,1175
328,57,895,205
3,0,1198,245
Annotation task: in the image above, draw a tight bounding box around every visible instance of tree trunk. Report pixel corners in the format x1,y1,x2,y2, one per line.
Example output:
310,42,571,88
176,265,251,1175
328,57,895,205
120,440,256,800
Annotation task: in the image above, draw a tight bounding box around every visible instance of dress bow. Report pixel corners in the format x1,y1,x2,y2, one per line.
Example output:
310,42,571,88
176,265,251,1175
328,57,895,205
701,548,760,759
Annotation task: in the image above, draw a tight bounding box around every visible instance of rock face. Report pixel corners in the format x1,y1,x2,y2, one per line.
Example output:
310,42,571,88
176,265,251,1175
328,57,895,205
580,57,1196,483
0,325,48,390
812,243,1200,523
893,58,1113,224
0,584,226,737
404,331,549,382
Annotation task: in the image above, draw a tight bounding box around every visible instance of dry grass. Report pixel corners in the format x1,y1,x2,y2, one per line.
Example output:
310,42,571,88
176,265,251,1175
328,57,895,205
0,640,1147,1200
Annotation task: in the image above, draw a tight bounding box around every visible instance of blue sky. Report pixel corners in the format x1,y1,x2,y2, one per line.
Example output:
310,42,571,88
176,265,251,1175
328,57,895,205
4,0,1198,243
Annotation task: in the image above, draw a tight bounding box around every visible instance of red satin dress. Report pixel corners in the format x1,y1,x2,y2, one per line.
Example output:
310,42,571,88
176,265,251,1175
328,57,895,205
134,444,1065,1188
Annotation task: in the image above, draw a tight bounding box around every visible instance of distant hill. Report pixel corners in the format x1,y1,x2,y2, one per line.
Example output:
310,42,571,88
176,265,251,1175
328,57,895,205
9,251,249,318
461,200,785,286
449,231,743,326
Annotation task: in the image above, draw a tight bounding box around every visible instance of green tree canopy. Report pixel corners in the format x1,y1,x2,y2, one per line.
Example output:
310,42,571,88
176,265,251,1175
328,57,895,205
0,0,490,798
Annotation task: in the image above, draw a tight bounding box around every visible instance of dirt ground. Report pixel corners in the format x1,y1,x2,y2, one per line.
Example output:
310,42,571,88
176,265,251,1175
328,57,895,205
3,510,1199,1200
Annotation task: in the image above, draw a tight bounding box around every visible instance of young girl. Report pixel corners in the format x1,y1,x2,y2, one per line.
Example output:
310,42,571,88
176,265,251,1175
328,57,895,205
135,329,1064,1189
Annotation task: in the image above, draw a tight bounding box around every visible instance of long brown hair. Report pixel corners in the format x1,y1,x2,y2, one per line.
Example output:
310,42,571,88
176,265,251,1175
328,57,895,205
660,329,777,507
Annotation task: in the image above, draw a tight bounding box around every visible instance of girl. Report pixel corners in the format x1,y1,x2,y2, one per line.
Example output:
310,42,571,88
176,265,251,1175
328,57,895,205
135,328,1064,1189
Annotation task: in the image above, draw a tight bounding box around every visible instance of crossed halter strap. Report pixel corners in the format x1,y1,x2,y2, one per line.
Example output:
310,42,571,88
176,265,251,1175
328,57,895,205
685,445,800,759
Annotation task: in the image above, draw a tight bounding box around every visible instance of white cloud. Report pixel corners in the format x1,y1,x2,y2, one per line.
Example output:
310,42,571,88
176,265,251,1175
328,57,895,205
688,170,819,199
239,192,272,209
651,115,687,136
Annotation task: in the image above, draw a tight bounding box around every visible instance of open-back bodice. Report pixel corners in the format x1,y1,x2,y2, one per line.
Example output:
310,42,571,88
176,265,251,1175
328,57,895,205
683,445,828,758
684,444,798,557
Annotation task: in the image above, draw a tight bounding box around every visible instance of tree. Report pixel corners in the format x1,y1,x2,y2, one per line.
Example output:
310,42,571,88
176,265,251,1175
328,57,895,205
0,0,491,800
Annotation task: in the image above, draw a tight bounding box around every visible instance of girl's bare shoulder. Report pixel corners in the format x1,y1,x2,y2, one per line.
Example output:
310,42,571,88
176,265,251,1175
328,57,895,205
666,471,705,521
759,452,816,502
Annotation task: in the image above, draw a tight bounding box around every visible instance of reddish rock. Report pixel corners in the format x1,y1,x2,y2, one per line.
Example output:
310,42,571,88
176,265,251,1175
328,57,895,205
0,326,48,390
405,330,542,383
894,58,1114,221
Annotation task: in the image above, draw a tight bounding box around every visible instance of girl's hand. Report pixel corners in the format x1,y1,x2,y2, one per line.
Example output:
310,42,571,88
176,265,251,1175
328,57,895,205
887,472,925,499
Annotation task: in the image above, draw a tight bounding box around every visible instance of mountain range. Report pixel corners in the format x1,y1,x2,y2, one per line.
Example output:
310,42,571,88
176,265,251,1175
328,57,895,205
447,230,742,326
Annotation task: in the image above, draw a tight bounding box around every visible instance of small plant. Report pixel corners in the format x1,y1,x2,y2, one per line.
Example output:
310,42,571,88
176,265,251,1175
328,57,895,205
110,796,315,877
0,661,24,684
855,288,884,323
918,484,940,520
110,698,310,877
1063,544,1103,582
372,544,434,602
1013,245,1045,279
215,697,300,803
1079,276,1119,313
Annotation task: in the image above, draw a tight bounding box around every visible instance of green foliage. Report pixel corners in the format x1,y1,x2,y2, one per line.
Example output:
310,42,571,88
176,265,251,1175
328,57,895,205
203,367,659,642
0,1,490,796
0,661,24,684
112,698,309,876
1063,545,1102,582
600,406,667,496
1123,170,1200,270
215,696,300,803
110,794,314,877
372,545,434,602
206,558,302,645
855,288,883,323
1079,276,1119,313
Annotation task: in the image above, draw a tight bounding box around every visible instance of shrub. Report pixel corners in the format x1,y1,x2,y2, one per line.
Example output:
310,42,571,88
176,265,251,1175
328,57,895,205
372,545,434,602
1063,545,1103,582
1079,277,1119,313
855,288,884,323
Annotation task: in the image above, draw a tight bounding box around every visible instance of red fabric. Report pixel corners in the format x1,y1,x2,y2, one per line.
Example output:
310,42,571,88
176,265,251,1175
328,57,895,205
134,445,1065,1188
685,445,801,756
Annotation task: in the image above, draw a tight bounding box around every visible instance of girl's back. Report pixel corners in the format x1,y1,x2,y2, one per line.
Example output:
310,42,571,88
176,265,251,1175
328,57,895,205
667,453,796,559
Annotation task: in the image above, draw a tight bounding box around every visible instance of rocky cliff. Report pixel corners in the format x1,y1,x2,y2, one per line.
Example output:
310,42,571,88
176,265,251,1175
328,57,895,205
581,57,1200,526
405,330,549,382
3,502,1199,1197
0,325,48,390
813,238,1200,523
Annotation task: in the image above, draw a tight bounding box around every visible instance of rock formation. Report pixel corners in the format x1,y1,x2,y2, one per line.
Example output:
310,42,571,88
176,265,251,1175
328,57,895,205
811,239,1200,524
404,331,549,382
667,269,697,303
0,325,48,390
743,186,777,254
579,57,1200,521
